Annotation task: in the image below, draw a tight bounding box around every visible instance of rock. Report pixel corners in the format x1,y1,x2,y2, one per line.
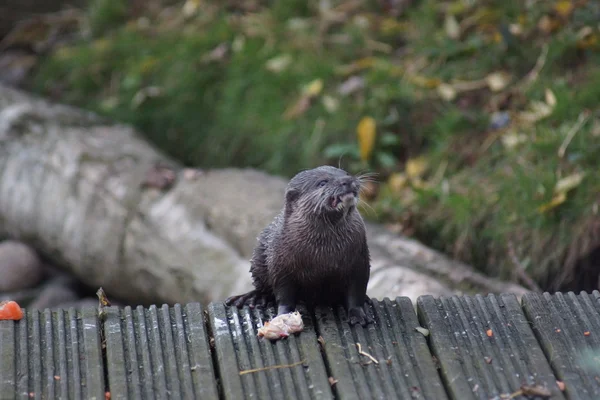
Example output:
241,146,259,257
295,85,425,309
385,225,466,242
0,240,43,292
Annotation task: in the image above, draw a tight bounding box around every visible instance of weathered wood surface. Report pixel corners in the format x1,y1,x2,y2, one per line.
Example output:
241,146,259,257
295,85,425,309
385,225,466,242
2,291,600,399
0,307,104,399
522,291,600,400
314,298,446,400
104,303,218,400
418,294,562,400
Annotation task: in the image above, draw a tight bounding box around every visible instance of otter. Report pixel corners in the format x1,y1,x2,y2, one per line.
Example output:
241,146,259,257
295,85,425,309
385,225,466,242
225,166,374,326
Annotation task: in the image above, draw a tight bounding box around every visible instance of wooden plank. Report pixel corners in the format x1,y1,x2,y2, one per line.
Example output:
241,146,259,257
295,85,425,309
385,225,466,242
104,303,218,400
314,297,447,400
0,307,105,399
417,293,563,400
522,291,600,400
208,303,332,400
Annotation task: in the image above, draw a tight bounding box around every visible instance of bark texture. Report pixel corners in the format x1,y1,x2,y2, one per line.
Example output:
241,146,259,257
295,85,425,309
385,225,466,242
0,84,528,306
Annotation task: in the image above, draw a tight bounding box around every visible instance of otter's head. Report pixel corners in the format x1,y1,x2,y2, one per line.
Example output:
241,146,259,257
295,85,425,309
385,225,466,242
284,166,361,220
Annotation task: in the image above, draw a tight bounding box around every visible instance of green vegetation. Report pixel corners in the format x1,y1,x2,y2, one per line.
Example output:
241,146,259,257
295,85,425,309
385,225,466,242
30,0,600,290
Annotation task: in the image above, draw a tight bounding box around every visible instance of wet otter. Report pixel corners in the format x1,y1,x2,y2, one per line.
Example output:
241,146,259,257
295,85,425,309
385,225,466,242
225,166,374,326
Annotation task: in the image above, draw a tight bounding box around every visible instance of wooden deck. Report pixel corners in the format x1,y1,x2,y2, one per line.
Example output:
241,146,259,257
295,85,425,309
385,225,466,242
1,291,600,399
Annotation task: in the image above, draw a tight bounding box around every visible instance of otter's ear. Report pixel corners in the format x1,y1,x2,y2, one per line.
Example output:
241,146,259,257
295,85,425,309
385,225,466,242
286,188,300,203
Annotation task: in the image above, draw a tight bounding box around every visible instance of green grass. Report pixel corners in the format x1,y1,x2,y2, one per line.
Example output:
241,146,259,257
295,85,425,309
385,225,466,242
29,0,600,290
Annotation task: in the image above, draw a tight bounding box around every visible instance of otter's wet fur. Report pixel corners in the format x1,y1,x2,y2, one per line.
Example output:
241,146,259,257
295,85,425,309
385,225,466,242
225,166,374,326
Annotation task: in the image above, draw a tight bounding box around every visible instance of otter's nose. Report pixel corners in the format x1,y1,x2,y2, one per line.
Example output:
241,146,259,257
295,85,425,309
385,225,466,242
340,176,355,189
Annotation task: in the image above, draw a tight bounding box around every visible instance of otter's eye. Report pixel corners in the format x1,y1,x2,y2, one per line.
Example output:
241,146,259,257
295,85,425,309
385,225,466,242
317,180,328,187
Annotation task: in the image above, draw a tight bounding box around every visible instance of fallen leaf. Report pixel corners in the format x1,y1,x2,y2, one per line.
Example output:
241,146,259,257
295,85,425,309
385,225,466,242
584,331,590,336
322,95,339,113
437,83,457,101
338,76,365,96
328,377,338,386
304,79,324,97
484,356,492,364
545,88,557,108
445,14,461,39
538,192,567,213
518,101,553,124
486,329,493,337
182,0,201,17
554,172,585,194
335,57,375,75
201,43,229,63
405,157,429,179
538,15,561,34
554,1,574,18
265,54,292,73
357,117,377,162
557,381,565,391
501,131,528,149
485,72,511,92
283,96,311,120
410,75,441,89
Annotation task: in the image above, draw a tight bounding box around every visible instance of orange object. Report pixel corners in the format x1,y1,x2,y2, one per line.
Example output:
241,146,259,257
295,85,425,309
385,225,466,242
486,329,493,337
584,331,590,336
105,392,111,400
0,301,23,321
557,381,565,391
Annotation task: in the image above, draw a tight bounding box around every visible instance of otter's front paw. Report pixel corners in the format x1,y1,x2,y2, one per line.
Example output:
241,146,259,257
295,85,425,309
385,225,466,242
225,290,273,309
348,306,374,326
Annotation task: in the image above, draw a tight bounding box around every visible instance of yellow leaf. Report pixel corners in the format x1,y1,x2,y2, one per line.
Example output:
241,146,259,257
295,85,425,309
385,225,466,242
410,75,441,89
304,79,324,97
554,1,573,18
357,117,377,162
437,83,457,101
485,72,511,92
538,192,566,213
388,173,407,193
554,172,585,194
405,157,429,179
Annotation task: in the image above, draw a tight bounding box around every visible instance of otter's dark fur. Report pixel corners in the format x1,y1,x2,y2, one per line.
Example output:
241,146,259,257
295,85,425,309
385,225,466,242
225,166,373,326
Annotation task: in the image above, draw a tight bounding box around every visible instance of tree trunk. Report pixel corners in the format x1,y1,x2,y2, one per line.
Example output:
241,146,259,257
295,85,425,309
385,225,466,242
0,84,528,307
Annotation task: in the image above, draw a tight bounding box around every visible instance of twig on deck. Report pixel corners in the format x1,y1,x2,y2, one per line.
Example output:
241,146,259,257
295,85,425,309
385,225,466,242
507,241,542,292
356,343,379,364
239,360,306,375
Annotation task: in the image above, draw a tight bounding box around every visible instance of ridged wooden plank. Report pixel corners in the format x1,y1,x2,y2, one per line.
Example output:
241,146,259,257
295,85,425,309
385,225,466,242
417,293,563,400
104,303,218,400
522,291,600,400
314,297,447,400
0,307,105,399
208,303,332,400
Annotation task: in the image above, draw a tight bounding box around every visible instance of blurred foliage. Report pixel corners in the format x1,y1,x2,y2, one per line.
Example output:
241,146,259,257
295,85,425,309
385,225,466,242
29,0,600,291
